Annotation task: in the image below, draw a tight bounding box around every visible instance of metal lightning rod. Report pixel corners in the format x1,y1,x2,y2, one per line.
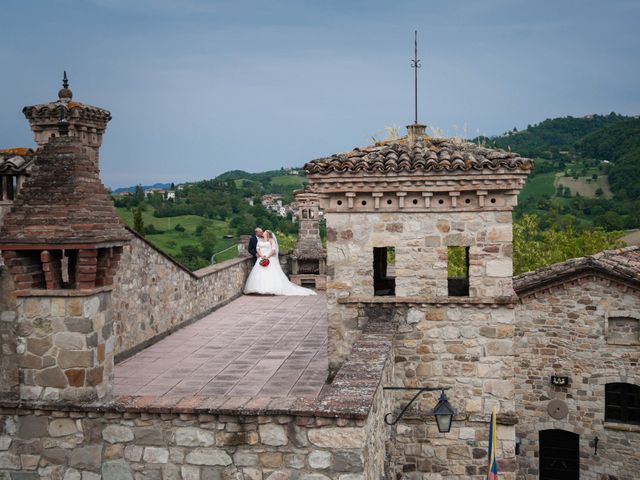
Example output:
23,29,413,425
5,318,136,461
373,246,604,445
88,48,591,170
411,30,421,125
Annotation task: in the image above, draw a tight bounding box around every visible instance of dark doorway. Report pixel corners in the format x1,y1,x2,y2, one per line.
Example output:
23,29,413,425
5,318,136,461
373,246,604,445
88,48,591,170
539,429,579,480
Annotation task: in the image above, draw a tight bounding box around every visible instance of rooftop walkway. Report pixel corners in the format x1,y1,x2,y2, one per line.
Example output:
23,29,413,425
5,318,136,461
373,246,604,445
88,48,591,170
114,294,328,399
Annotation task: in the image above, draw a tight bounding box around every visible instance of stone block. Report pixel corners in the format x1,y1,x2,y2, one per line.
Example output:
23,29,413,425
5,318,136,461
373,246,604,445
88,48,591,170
484,380,514,399
0,452,21,469
308,427,365,448
259,451,283,469
0,437,10,450
233,450,258,467
185,448,232,466
64,318,93,334
86,367,104,387
82,473,101,480
63,469,81,480
104,444,124,460
54,332,86,350
67,299,83,317
161,465,180,480
181,466,200,480
308,450,331,469
259,423,287,446
338,475,363,480
486,259,512,277
103,425,134,443
143,447,169,464
102,459,134,480
332,451,362,472
124,445,144,462
69,445,102,470
58,350,93,368
26,336,52,356
65,369,86,387
175,428,214,447
48,418,78,437
21,457,47,473
17,416,48,439
135,427,165,445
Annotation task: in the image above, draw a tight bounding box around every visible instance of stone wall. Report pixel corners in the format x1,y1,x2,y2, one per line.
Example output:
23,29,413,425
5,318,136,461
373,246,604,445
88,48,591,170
354,303,517,480
325,211,514,374
0,324,394,479
515,275,640,479
111,234,252,358
9,291,114,403
0,266,18,400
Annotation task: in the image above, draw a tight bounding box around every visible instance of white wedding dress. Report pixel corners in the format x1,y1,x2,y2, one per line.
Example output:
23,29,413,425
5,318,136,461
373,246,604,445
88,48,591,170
244,239,316,296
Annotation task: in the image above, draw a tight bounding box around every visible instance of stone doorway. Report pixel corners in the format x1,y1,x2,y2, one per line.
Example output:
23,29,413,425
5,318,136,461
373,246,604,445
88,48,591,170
539,429,579,480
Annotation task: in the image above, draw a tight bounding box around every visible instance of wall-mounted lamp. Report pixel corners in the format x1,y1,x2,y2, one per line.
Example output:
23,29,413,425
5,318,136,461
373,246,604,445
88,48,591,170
383,386,455,434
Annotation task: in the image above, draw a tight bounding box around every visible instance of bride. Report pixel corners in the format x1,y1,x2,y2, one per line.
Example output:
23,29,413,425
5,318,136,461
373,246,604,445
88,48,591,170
244,230,316,296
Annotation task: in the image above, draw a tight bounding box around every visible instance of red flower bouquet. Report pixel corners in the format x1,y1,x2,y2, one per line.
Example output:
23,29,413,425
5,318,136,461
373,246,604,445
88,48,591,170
259,258,270,267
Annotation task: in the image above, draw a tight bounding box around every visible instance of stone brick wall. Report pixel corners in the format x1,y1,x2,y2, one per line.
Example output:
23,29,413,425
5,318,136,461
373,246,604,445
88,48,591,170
325,210,514,373
515,275,640,479
356,303,517,480
0,266,18,400
5,290,114,403
0,407,374,480
0,324,394,479
111,234,252,358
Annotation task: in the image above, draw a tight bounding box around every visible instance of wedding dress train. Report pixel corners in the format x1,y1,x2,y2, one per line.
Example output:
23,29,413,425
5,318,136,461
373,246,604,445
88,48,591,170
244,239,316,296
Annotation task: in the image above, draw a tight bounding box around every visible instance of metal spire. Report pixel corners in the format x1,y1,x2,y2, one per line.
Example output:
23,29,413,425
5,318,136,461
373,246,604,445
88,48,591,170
62,71,69,89
411,30,421,125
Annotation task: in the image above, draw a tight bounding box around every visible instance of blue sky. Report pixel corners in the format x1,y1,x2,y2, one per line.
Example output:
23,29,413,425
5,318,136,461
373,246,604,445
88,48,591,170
1,0,638,188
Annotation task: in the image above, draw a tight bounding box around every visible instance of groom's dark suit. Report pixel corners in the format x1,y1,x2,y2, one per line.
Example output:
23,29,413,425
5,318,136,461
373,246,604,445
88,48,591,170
248,235,259,265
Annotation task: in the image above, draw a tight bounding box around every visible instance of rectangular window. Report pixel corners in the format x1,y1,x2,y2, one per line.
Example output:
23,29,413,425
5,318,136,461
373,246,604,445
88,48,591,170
373,247,395,296
606,383,640,424
447,246,469,297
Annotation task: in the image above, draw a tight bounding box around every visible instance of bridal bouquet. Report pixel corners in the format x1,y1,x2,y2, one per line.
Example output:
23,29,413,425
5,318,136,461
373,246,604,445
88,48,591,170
259,258,270,267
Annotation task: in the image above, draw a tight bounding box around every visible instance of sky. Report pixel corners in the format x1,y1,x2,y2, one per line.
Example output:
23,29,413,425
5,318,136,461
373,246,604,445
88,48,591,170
0,0,639,188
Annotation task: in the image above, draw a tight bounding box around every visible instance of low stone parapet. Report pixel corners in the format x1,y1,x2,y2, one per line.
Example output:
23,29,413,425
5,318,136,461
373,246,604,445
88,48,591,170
0,329,394,479
111,232,253,359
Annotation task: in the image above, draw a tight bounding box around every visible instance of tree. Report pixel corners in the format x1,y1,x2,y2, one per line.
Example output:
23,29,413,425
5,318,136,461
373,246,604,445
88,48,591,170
133,207,145,236
513,214,624,275
595,187,604,197
133,185,145,205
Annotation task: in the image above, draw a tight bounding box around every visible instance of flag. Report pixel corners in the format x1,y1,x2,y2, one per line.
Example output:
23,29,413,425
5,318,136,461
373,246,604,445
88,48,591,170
487,406,499,480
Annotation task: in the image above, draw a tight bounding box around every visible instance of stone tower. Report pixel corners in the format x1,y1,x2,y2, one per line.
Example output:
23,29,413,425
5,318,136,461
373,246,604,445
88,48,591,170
304,127,532,478
0,76,129,402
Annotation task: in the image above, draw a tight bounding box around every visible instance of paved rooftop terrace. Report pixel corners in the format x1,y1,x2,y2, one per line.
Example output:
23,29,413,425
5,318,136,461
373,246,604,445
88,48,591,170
114,294,327,399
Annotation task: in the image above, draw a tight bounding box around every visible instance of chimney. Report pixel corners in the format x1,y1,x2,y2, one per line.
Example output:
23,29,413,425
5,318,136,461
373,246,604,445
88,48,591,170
407,123,427,144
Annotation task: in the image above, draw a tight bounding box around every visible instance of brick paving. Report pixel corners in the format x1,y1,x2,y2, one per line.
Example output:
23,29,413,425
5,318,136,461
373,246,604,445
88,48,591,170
114,294,327,399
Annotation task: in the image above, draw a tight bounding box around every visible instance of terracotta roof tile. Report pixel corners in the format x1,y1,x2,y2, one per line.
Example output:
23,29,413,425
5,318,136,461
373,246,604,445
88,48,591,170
304,137,533,175
0,149,35,175
513,246,640,294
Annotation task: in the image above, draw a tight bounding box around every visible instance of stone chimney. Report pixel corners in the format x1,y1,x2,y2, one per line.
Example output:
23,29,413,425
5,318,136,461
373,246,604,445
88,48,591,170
0,77,129,403
406,123,427,144
290,188,326,289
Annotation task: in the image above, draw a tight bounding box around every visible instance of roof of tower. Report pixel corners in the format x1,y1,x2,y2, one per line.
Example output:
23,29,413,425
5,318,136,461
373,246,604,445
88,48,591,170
0,135,130,247
304,136,533,175
513,246,640,295
0,148,35,174
22,72,111,127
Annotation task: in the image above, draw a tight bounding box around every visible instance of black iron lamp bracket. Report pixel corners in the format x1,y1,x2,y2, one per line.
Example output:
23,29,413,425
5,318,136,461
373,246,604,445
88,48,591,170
383,386,451,425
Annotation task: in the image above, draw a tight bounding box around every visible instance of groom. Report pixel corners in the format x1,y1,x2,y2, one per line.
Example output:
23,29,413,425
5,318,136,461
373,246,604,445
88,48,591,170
247,227,263,265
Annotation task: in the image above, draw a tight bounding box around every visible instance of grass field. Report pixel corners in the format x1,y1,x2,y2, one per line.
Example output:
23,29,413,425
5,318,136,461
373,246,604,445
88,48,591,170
518,172,557,202
555,175,613,199
270,175,306,187
116,207,238,264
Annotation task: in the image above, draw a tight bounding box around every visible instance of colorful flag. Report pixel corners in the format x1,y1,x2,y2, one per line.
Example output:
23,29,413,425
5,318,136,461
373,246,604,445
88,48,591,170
487,406,499,480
